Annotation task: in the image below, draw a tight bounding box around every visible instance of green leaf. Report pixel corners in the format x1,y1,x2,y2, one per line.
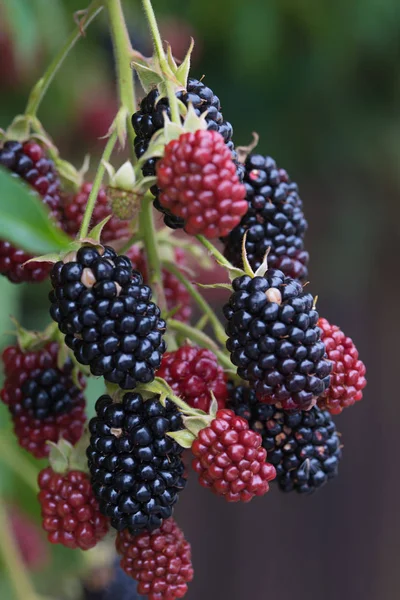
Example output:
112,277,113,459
167,429,195,449
0,168,71,254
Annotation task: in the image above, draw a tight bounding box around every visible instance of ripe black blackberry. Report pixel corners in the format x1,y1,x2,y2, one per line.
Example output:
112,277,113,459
131,78,235,229
49,245,166,390
227,384,341,494
223,269,332,411
87,393,186,534
222,154,309,281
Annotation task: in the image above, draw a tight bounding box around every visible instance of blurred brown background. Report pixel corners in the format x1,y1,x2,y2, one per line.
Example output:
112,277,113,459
0,0,399,598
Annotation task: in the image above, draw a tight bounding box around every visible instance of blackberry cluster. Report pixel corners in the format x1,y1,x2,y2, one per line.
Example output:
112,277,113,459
222,154,309,281
227,385,341,493
87,393,186,535
223,270,332,410
0,140,62,283
132,78,235,229
49,245,166,389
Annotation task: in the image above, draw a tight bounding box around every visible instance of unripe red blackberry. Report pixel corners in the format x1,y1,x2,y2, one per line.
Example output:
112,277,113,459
132,77,235,229
0,140,63,283
228,385,341,494
192,408,276,502
157,130,247,239
0,341,86,458
222,154,309,281
38,467,109,550
49,245,166,389
224,269,332,410
87,393,186,535
157,345,228,413
63,182,131,244
317,318,366,415
126,245,191,323
116,518,193,599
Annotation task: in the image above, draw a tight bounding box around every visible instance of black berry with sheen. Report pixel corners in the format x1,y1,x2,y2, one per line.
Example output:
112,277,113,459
223,270,332,410
222,154,309,281
49,246,166,390
228,385,341,494
87,393,186,535
132,78,235,229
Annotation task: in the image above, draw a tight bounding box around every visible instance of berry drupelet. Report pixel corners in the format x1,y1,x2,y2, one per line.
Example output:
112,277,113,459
0,140,63,283
222,154,309,281
317,318,367,415
116,518,193,600
157,345,228,413
63,182,131,244
223,269,332,411
87,393,186,535
126,245,191,323
0,342,86,458
49,245,166,390
156,129,247,238
192,408,276,502
228,384,341,494
38,467,109,550
132,78,235,229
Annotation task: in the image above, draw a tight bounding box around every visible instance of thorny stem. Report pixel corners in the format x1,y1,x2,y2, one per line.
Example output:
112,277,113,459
163,260,227,345
0,498,42,600
25,0,103,118
105,0,136,148
168,318,237,376
107,0,166,308
79,129,118,239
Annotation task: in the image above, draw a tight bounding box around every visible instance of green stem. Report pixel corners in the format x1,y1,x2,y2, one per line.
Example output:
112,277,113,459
106,0,136,148
196,235,235,269
0,498,41,600
139,195,166,310
162,260,227,345
0,437,38,493
168,318,235,374
79,129,118,239
140,0,181,125
25,0,103,118
107,0,166,308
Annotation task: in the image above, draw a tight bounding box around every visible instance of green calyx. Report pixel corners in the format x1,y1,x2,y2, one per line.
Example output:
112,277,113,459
48,435,89,474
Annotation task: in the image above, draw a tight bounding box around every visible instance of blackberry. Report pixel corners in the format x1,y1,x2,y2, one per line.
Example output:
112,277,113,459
223,269,332,410
222,154,309,281
132,78,235,229
87,393,186,535
227,384,341,494
49,245,166,390
0,140,63,283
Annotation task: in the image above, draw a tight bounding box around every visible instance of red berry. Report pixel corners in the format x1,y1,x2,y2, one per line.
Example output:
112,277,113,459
63,182,131,244
116,518,193,599
0,140,63,283
317,318,367,415
157,345,227,412
38,467,109,550
192,409,276,502
127,245,191,323
1,342,86,458
157,130,247,238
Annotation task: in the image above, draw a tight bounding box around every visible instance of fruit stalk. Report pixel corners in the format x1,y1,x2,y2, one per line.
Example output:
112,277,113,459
106,0,166,307
105,0,136,148
79,128,118,239
25,0,103,119
0,498,42,600
162,260,227,344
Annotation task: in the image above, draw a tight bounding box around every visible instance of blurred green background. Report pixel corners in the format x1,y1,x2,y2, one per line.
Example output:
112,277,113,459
0,0,399,598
